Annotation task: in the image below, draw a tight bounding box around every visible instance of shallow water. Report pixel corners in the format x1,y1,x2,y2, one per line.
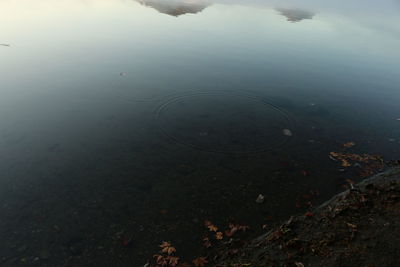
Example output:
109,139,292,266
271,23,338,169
1,0,400,266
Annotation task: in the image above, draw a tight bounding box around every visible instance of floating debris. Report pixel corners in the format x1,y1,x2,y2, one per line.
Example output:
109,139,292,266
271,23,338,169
0,44,10,47
329,151,384,177
343,142,355,148
282,129,293,136
255,194,265,204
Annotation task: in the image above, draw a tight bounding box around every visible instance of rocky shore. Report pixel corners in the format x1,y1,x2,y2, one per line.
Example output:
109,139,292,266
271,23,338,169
215,167,400,267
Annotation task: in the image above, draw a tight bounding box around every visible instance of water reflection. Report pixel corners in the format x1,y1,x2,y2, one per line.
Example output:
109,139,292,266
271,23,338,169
0,1,400,267
276,7,315,22
135,0,210,16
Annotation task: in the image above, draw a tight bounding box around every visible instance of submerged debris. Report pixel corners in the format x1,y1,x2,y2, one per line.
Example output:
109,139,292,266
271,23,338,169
329,151,384,177
343,142,355,148
255,194,265,204
282,129,293,137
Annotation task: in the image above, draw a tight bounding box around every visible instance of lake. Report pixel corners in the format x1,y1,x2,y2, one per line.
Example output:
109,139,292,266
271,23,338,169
1,0,400,266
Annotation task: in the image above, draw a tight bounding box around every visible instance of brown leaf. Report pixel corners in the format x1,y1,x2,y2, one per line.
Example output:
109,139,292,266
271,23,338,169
225,227,238,237
208,225,218,232
192,257,208,267
346,223,357,229
204,220,218,232
159,241,176,255
341,159,351,167
343,142,355,148
215,232,223,240
154,254,169,266
167,256,180,267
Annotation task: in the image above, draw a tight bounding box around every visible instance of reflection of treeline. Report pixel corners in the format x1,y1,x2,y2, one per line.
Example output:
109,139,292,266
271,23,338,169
136,0,210,17
276,8,315,22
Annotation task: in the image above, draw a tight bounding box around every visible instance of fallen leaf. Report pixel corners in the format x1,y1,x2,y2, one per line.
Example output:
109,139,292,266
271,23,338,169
204,220,218,232
346,223,357,229
159,241,176,255
208,225,218,232
341,159,351,167
154,254,168,266
215,232,223,240
225,227,237,237
343,142,355,148
168,256,180,267
192,257,208,267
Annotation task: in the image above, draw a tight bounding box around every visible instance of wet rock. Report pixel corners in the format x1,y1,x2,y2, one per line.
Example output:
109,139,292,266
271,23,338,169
282,129,293,136
255,194,265,204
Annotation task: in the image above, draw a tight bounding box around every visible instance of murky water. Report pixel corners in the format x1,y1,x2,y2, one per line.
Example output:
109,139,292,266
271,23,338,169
1,0,400,266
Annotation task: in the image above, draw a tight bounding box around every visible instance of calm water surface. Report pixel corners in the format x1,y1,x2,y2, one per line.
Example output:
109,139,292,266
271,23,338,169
1,0,400,266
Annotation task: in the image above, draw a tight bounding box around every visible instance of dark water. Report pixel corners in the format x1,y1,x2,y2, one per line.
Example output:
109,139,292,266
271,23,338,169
1,0,400,266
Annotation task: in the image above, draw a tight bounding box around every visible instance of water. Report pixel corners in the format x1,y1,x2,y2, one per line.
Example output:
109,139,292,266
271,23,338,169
1,0,400,266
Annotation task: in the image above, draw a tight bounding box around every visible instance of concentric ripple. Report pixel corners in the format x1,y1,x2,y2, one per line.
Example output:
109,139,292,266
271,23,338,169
156,92,295,154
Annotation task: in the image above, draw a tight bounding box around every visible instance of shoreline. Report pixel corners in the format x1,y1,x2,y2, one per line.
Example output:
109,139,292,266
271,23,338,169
215,167,400,267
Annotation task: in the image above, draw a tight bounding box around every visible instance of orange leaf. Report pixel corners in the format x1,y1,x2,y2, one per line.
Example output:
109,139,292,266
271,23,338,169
154,254,169,266
343,142,355,148
207,225,218,232
168,256,180,267
215,232,223,240
341,159,351,167
159,241,176,255
204,220,218,232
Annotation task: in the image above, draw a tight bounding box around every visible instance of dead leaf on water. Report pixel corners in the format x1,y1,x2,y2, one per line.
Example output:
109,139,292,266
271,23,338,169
159,241,176,255
343,142,355,148
215,232,223,240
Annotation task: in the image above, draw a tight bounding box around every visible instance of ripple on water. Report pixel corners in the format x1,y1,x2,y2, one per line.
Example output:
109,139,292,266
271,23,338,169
155,92,295,154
